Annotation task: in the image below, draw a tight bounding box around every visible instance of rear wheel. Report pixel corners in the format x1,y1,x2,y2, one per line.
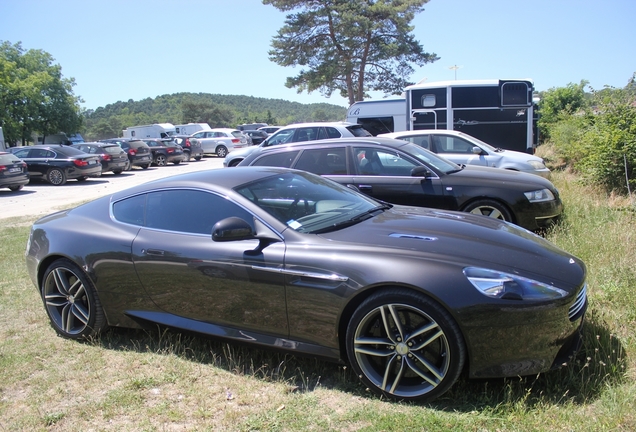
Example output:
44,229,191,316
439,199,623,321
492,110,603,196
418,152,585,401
8,185,23,192
76,176,88,182
172,160,181,165
154,154,167,166
183,152,191,162
41,258,107,340
194,156,202,161
47,168,66,186
346,288,465,402
140,164,150,170
216,146,228,158
462,199,512,222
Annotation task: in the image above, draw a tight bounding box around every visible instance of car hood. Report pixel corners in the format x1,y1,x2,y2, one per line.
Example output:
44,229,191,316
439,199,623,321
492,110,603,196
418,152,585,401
317,205,584,287
447,165,555,188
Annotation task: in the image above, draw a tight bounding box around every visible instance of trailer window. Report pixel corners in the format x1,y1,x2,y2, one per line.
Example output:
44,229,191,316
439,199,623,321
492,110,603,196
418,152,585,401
501,82,531,106
421,94,436,107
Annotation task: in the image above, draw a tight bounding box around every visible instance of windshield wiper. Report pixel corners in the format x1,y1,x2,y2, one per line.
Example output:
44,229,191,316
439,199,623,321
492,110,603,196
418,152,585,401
446,164,466,174
311,204,391,234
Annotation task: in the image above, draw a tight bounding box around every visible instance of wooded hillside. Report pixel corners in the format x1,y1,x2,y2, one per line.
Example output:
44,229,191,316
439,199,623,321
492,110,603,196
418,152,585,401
82,92,348,141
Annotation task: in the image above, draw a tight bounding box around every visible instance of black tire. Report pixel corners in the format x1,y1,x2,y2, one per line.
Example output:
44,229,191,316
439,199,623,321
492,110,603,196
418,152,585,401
47,168,67,186
41,258,107,340
216,146,228,158
154,154,167,166
76,176,88,182
8,185,23,192
194,156,202,161
346,288,466,402
140,164,150,170
112,169,123,175
462,199,512,222
183,152,191,162
172,160,181,165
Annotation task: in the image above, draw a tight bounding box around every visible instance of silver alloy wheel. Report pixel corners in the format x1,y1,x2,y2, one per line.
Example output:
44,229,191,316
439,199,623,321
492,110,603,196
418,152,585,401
463,199,512,222
155,154,167,166
352,303,451,399
216,146,228,158
47,168,66,185
43,265,92,336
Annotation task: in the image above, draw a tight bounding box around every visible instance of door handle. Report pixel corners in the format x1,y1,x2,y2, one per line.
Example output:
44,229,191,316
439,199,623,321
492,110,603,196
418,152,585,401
143,249,165,256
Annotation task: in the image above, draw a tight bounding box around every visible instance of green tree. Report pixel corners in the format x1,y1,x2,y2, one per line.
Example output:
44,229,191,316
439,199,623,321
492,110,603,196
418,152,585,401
264,0,438,106
537,80,589,141
0,41,82,145
181,99,235,127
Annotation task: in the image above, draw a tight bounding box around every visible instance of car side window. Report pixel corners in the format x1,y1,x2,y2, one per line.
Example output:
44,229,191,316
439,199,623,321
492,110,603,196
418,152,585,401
400,135,430,150
294,148,347,175
324,127,342,139
252,151,300,168
294,127,319,142
114,190,255,234
355,147,417,176
266,129,295,146
435,136,474,154
12,148,30,158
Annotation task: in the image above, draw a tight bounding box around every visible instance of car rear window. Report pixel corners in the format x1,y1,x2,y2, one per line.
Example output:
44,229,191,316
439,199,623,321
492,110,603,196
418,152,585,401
0,153,21,164
57,146,90,156
104,146,124,155
231,131,244,138
347,125,373,137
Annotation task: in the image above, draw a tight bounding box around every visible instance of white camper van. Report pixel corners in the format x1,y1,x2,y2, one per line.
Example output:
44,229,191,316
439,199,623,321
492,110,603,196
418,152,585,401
174,123,211,135
123,123,176,139
346,98,408,136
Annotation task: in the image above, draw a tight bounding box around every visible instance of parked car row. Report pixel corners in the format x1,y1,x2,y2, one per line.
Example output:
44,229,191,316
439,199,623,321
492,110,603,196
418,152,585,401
3,136,204,188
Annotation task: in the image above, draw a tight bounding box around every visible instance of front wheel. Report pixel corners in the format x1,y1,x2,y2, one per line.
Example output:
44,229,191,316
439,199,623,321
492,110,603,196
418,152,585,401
216,145,228,158
47,168,67,186
41,258,107,339
462,199,512,222
8,185,23,192
346,289,466,402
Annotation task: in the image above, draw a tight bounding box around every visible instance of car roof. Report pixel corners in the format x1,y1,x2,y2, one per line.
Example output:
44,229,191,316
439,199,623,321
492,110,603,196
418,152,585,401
111,166,297,200
381,130,471,137
260,136,410,152
277,121,360,130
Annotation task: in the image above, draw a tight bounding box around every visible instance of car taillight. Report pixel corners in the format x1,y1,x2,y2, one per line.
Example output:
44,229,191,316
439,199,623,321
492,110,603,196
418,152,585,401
129,149,137,156
0,165,6,173
73,159,89,167
231,139,239,144
167,148,175,153
102,154,112,161
184,138,191,148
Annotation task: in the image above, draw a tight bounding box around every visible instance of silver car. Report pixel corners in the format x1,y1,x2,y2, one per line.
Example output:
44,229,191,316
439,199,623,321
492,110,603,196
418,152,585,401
191,128,248,158
224,121,372,167
380,130,551,178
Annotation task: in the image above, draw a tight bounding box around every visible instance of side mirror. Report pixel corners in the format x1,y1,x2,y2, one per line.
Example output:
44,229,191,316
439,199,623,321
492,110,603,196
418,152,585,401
411,166,432,178
212,217,254,242
472,146,483,155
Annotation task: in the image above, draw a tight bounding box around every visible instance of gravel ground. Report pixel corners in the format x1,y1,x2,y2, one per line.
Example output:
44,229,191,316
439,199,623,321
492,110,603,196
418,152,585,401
1,157,225,221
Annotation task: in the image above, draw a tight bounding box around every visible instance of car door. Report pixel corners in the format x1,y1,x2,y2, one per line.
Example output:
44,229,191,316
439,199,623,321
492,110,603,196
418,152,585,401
15,147,55,179
432,134,493,168
350,146,452,209
129,189,288,336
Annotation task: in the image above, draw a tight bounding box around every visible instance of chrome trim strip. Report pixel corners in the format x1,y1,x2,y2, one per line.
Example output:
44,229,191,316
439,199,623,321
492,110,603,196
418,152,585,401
569,284,587,320
251,265,348,282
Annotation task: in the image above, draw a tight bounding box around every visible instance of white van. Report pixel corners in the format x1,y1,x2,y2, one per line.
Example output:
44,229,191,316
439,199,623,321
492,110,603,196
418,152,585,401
123,123,176,139
174,123,211,135
346,98,407,136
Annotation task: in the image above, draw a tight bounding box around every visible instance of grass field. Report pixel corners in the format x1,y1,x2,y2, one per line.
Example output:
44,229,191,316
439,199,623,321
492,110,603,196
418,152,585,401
1,170,634,431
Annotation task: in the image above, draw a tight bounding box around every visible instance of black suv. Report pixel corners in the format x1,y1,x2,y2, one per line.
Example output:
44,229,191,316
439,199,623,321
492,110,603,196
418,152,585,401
100,138,152,170
141,139,186,166
169,135,203,162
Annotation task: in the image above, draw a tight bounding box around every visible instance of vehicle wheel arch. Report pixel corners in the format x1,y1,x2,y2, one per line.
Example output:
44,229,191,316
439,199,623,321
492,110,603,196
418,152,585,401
460,197,515,224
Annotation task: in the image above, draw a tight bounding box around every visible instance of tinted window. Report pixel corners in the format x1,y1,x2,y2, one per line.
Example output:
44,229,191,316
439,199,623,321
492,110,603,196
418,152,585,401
433,136,475,154
114,190,254,234
251,151,299,168
354,147,419,176
266,129,295,145
0,153,21,164
294,148,347,175
323,127,341,139
346,125,373,137
12,148,31,159
355,118,394,136
295,127,320,142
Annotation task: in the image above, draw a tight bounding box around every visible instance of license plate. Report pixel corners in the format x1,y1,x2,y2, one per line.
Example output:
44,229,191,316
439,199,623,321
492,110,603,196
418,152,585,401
88,160,97,165
9,167,21,173
140,156,150,161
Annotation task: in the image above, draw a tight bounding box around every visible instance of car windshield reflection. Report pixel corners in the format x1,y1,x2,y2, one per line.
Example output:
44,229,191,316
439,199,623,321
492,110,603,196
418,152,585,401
234,171,382,233
400,142,461,173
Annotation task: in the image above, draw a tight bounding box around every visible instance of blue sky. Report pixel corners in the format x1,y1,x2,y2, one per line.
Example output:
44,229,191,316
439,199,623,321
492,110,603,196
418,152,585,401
1,0,634,110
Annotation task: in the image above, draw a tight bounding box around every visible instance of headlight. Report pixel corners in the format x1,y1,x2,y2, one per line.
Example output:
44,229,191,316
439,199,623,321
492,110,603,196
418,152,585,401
524,188,555,202
527,160,547,170
463,267,568,300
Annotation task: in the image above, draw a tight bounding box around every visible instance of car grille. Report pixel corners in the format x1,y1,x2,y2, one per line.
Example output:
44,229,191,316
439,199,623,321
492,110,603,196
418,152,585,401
568,283,587,321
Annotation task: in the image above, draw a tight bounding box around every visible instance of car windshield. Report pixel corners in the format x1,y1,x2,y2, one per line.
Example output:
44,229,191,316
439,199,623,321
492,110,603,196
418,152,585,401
234,171,384,234
399,142,462,173
458,132,497,151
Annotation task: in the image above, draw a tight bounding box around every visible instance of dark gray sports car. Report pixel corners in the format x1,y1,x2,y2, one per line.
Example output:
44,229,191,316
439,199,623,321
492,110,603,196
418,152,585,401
25,167,587,402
